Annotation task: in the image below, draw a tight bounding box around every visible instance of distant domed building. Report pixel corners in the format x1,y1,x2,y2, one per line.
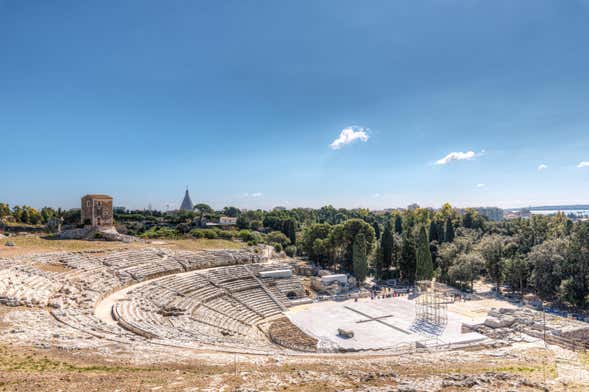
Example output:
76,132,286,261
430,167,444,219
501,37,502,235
179,188,194,212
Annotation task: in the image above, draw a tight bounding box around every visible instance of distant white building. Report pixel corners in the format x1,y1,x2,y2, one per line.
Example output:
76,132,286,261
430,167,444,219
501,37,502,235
219,216,237,225
320,274,348,285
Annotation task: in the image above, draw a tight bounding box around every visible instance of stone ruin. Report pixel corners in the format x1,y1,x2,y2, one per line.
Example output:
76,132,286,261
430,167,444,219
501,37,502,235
0,247,318,354
468,307,589,350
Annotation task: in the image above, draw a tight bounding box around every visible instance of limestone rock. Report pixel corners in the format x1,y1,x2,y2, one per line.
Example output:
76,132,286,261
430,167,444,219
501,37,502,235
484,316,503,328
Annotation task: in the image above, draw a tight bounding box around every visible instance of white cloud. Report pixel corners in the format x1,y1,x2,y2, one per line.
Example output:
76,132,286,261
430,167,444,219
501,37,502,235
372,193,381,198
476,183,485,188
242,192,263,198
537,164,548,171
577,161,589,168
435,151,476,165
329,127,369,150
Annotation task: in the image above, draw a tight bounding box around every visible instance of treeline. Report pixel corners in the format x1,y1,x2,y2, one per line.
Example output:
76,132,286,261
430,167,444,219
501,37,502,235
301,203,474,284
0,203,80,226
301,204,589,309
4,200,589,308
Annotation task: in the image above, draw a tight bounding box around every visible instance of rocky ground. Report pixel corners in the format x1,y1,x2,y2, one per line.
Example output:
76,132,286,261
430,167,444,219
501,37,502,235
1,302,585,392
0,339,562,392
1,239,588,391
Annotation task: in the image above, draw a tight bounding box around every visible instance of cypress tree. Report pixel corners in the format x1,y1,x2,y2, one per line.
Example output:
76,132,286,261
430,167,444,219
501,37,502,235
394,215,403,234
373,244,384,281
282,219,296,245
445,217,455,243
352,232,368,284
399,232,416,282
429,220,440,243
372,221,381,240
415,225,434,281
381,221,394,272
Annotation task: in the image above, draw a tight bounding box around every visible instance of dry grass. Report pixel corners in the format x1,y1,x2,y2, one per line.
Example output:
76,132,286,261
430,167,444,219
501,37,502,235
0,342,558,391
158,238,246,251
0,236,132,257
0,235,245,258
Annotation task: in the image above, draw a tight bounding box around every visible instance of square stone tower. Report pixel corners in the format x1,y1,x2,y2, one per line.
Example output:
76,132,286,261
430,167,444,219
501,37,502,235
81,194,113,228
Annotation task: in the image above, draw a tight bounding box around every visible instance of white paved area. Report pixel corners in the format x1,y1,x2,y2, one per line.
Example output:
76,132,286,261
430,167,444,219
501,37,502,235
286,297,485,352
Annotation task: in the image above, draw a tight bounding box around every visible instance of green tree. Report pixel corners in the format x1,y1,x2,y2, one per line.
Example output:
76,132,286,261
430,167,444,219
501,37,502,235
339,219,376,272
352,232,368,284
415,225,434,281
448,253,483,291
0,203,10,220
267,231,291,248
222,206,241,217
399,232,416,282
372,221,381,240
558,225,589,307
282,218,297,245
301,224,332,265
40,207,57,224
394,215,403,234
437,242,459,283
193,203,213,226
478,234,507,292
429,220,442,243
444,217,455,243
236,215,249,229
372,244,384,281
462,209,477,229
528,238,568,300
20,206,30,224
503,256,530,296
11,206,23,222
380,221,394,273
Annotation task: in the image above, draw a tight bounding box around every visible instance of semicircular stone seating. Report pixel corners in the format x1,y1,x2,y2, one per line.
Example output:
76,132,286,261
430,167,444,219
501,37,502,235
112,263,305,351
0,248,308,352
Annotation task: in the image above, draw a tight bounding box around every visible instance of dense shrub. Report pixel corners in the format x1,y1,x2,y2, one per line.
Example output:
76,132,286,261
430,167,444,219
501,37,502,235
190,228,235,240
285,245,297,257
140,226,179,239
266,231,291,248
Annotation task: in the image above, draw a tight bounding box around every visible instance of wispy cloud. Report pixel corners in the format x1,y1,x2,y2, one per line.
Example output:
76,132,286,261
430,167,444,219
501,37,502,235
537,164,548,171
435,150,477,165
329,126,369,150
476,183,485,188
371,193,381,198
243,192,263,198
577,161,589,168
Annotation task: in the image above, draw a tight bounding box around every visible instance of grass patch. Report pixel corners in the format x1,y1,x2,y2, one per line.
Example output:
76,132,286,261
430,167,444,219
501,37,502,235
494,364,557,377
0,347,147,373
0,344,231,376
578,351,589,370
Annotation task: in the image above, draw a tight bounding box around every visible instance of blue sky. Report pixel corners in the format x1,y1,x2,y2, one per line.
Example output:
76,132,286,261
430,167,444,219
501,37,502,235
1,1,588,210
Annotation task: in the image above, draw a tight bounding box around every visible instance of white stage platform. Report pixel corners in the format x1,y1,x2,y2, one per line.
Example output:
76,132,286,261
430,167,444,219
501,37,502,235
285,296,486,352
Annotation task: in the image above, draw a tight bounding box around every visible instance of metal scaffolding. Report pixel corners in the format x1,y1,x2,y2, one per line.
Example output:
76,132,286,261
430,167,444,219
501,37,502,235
413,280,448,337
415,290,448,327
